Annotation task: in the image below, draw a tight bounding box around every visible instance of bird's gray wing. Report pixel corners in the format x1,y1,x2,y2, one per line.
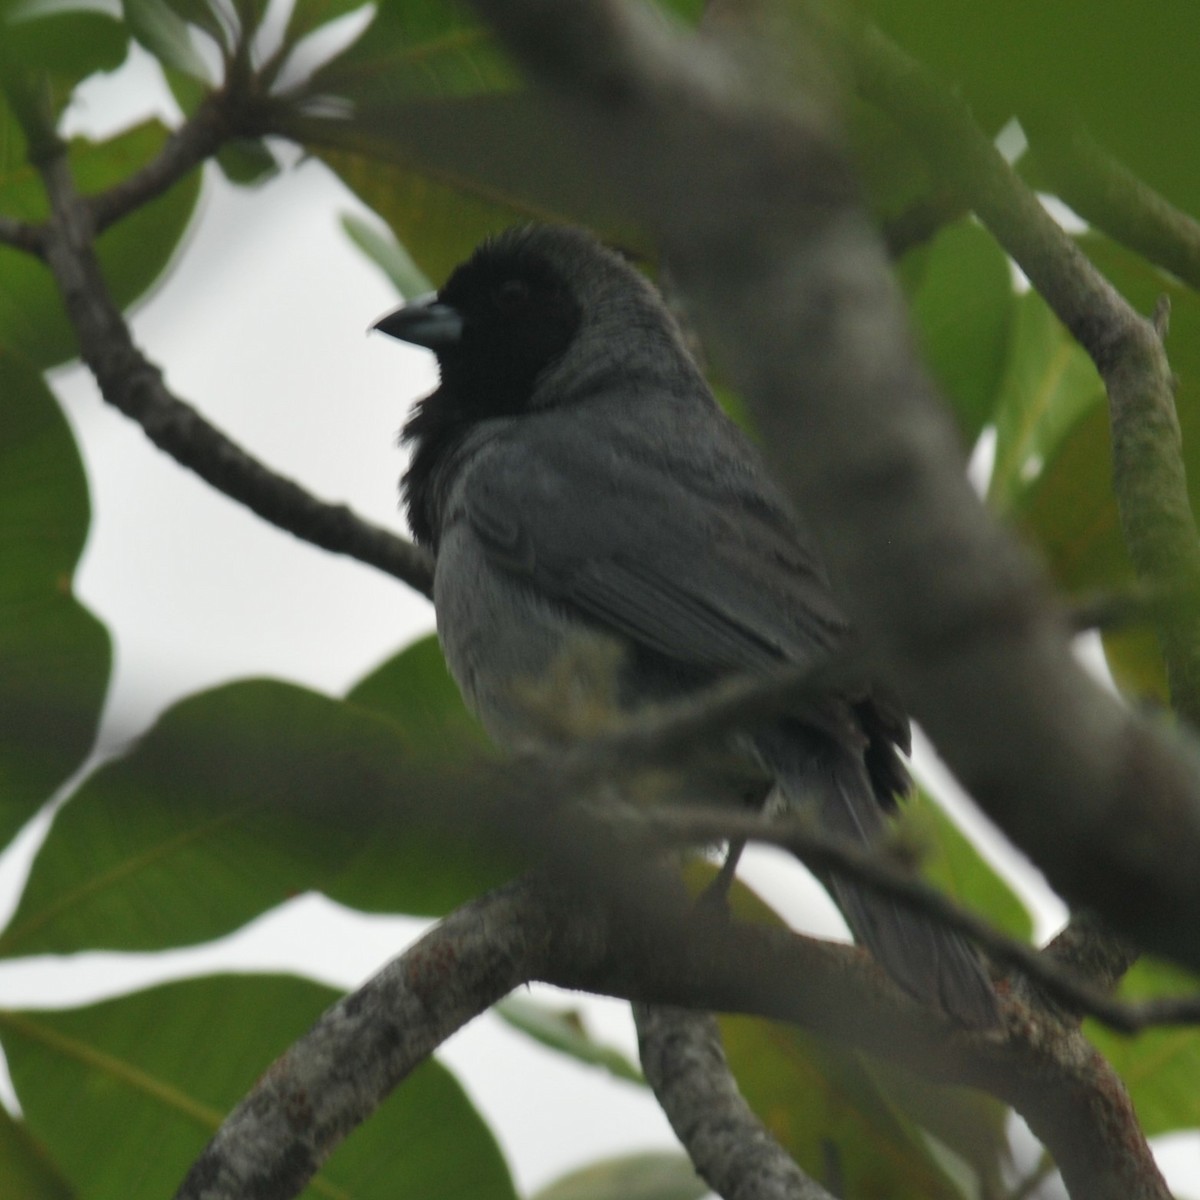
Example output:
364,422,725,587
461,416,851,676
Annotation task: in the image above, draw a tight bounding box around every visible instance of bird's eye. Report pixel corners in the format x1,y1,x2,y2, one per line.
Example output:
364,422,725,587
493,278,531,313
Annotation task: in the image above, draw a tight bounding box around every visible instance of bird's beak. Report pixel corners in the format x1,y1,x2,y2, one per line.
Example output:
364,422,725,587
371,292,464,351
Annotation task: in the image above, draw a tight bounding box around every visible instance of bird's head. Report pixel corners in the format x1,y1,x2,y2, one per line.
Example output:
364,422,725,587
373,224,698,423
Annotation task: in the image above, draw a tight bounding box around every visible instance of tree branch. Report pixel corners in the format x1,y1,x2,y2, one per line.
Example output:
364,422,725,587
173,879,542,1200
463,0,1200,984
174,869,1169,1200
87,90,238,235
25,115,434,597
634,1004,835,1200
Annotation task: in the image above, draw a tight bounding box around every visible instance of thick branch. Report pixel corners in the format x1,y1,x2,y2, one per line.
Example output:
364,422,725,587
29,126,433,597
634,1005,834,1200
851,24,1200,724
464,0,1200,984
175,871,1169,1200
174,880,541,1200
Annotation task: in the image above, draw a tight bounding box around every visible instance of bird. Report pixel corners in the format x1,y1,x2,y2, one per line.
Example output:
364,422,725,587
373,223,998,1027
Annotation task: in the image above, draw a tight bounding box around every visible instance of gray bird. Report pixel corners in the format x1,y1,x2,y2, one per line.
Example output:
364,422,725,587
375,223,998,1027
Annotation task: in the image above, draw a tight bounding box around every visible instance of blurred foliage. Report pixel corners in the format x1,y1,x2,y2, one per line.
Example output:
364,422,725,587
3,0,1200,1196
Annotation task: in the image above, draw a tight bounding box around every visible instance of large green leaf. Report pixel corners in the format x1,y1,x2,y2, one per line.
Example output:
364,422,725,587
0,119,203,368
3,974,517,1200
860,2,1200,219
309,96,636,285
0,677,513,958
0,5,129,113
900,219,1015,442
0,352,109,854
1086,958,1200,1136
346,633,485,751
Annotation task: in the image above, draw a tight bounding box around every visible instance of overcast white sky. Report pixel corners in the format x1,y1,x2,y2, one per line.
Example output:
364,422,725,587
2,34,1196,1199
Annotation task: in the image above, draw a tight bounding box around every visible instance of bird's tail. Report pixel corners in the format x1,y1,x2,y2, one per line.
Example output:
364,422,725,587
762,729,1000,1028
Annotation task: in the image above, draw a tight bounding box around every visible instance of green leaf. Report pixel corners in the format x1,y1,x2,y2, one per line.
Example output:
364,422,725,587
905,790,1033,940
347,633,487,752
988,290,1106,512
720,1015,966,1200
900,219,1015,442
0,352,109,854
532,1153,706,1200
1,676,517,958
1086,958,1200,1135
120,0,210,79
0,1106,76,1200
494,997,645,1086
3,974,517,1200
308,95,638,286
0,6,129,108
0,119,203,368
341,211,434,300
860,2,1200,215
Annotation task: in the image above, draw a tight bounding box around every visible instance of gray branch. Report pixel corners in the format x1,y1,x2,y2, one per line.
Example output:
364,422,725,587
174,869,1169,1200
174,880,542,1199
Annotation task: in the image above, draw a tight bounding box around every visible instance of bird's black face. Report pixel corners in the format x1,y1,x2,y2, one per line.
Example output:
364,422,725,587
381,232,584,546
435,244,583,417
380,238,584,427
